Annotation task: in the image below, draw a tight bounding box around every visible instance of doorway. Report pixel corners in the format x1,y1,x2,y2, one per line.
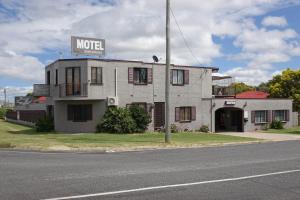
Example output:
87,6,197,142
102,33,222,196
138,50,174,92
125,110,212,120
154,102,165,130
215,107,243,132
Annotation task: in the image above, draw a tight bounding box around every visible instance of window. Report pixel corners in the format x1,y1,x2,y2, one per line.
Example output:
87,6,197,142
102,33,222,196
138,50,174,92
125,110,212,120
91,67,102,84
134,68,147,84
55,69,58,85
172,69,184,85
274,110,287,121
67,104,92,122
175,106,196,122
180,107,191,121
255,110,267,123
47,71,50,85
66,67,81,96
130,102,147,110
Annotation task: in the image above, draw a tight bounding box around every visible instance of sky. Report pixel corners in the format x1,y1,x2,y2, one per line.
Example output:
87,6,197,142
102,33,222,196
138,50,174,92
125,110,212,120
0,0,300,101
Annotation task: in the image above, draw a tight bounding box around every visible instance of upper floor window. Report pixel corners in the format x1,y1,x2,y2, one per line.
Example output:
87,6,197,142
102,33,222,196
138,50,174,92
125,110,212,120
91,67,102,84
172,69,184,85
46,71,50,85
254,110,267,123
134,68,147,84
55,69,58,85
171,69,189,85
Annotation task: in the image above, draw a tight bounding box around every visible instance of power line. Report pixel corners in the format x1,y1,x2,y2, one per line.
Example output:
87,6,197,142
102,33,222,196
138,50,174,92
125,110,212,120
170,7,201,64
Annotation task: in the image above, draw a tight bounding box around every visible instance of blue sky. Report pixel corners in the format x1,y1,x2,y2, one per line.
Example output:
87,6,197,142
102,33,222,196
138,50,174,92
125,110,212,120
0,0,300,101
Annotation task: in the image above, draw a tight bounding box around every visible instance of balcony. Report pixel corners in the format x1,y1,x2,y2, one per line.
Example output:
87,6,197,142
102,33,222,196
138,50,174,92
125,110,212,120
212,85,236,97
59,83,88,98
33,84,50,96
212,75,236,97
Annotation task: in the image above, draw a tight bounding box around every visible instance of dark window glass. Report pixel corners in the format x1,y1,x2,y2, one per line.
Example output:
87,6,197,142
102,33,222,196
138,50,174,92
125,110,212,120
179,107,191,121
172,70,184,85
67,104,92,122
55,69,58,85
47,71,51,85
133,68,147,84
91,67,102,84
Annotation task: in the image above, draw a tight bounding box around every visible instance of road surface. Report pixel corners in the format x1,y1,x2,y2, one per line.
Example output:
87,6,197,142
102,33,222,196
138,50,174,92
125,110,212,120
0,141,299,200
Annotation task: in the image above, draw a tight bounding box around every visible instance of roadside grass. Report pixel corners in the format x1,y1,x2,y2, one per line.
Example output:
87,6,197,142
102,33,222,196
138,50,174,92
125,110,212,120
0,120,258,151
261,126,300,135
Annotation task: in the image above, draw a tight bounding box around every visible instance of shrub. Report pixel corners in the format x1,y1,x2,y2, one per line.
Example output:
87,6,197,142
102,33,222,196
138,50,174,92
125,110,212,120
0,107,7,119
270,120,284,129
170,124,179,133
199,125,210,133
129,105,151,133
97,107,137,133
36,116,54,132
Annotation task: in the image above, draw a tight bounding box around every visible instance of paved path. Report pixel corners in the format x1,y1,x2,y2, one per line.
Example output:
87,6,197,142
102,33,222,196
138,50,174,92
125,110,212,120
0,141,300,200
220,131,300,141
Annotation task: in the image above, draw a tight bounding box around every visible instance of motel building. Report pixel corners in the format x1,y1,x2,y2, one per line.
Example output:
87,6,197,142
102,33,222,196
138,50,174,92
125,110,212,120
31,57,297,133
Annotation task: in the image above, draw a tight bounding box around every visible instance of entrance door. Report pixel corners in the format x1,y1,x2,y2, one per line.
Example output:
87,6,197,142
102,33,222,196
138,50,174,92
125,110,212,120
154,102,165,129
215,108,243,132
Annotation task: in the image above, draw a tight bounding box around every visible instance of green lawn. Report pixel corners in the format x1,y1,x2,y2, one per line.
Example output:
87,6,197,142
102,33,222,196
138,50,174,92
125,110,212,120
0,120,257,151
261,126,300,135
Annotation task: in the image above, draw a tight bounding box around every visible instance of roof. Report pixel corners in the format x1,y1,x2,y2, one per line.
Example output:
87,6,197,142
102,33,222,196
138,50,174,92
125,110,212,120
47,58,219,71
236,91,269,99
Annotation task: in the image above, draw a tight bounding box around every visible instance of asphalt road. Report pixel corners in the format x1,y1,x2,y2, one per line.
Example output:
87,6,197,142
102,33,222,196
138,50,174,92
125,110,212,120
0,141,300,200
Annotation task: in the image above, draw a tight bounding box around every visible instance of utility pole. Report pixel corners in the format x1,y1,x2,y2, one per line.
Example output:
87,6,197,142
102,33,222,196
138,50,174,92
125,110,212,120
4,88,7,107
165,0,171,143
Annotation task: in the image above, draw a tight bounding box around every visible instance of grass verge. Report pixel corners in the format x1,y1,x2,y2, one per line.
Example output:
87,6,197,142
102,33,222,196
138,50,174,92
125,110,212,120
0,120,259,151
261,126,300,135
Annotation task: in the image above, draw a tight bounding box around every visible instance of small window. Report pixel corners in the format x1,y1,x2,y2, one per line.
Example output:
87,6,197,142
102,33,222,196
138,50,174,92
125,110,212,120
55,69,58,85
255,110,267,123
67,104,92,122
131,102,147,111
172,69,184,85
274,110,286,121
47,71,51,85
91,67,102,84
180,107,191,121
134,68,147,84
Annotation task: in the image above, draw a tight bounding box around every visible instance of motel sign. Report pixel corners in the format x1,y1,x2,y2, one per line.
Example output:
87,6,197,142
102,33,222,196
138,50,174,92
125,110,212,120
71,36,105,56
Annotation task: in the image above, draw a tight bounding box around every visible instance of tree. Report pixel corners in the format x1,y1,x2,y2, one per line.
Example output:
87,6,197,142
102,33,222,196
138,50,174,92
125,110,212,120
268,68,300,111
231,82,255,94
256,82,269,93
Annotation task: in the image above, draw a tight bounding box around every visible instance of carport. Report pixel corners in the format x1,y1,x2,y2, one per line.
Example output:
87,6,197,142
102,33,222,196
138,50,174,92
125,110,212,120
215,107,244,132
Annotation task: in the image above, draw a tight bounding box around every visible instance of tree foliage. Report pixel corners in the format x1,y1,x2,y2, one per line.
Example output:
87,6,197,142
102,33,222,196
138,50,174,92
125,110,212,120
231,82,255,94
267,68,300,111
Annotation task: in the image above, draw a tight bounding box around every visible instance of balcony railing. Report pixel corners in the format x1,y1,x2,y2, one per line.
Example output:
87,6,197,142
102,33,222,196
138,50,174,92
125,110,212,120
212,85,236,97
33,84,50,96
59,83,88,97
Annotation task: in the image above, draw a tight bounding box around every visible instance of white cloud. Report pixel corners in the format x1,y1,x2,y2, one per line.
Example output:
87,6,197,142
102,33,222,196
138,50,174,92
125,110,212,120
0,0,300,86
262,16,288,27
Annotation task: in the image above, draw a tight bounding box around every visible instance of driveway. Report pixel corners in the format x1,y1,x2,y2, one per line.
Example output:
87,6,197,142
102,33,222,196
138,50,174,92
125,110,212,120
219,131,300,141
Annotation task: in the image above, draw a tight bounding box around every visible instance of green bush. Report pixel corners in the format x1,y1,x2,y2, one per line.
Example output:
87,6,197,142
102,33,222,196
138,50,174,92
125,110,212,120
270,120,284,129
0,107,7,119
36,116,54,132
199,125,210,133
129,105,151,133
97,107,137,133
170,124,179,133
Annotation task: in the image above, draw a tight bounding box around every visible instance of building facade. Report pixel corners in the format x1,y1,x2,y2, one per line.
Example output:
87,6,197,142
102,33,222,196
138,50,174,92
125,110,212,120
33,58,296,133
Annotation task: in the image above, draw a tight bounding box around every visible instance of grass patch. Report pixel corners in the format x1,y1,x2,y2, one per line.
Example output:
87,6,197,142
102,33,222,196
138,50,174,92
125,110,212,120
0,120,258,151
261,126,300,135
